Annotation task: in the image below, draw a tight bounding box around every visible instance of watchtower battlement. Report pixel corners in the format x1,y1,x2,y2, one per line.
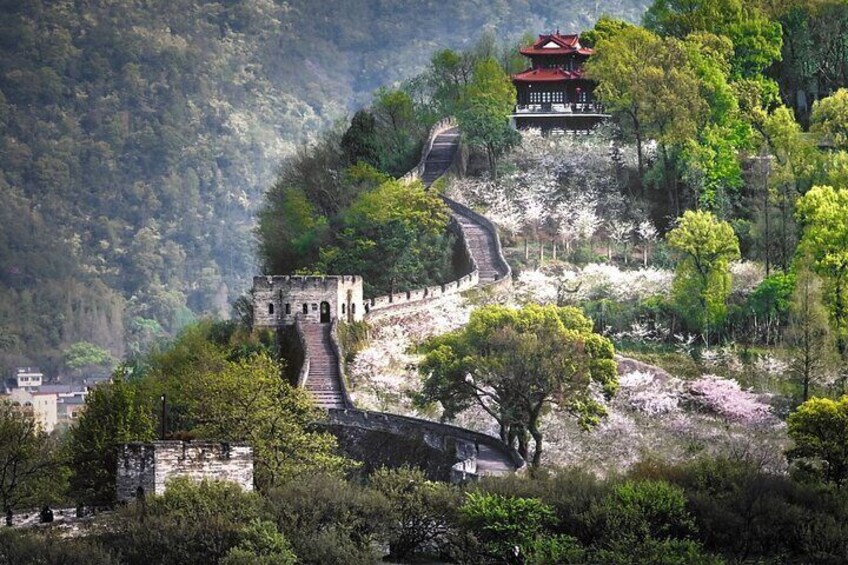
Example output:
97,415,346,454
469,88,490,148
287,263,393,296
253,275,364,327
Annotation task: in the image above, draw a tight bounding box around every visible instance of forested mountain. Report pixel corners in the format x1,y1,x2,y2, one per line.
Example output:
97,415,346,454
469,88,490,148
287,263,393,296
0,0,649,374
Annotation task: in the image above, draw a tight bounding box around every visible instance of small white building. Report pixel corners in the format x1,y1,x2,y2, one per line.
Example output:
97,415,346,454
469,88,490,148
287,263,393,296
14,367,43,389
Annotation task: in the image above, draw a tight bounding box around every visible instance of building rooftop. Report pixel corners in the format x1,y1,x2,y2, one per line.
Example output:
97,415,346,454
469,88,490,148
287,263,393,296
519,33,594,57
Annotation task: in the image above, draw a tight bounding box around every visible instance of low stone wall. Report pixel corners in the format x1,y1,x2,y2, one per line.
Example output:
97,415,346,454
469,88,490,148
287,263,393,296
442,196,512,292
294,316,310,388
364,217,479,320
328,319,354,408
116,441,253,502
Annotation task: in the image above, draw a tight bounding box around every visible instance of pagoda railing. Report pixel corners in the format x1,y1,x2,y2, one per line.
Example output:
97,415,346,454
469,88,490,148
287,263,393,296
513,102,606,114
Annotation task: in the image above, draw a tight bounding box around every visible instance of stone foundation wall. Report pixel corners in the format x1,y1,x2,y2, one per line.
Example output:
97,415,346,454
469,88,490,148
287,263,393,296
117,441,254,502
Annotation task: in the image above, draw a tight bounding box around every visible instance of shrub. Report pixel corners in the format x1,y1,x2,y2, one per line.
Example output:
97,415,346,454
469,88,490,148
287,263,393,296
265,474,390,565
370,466,462,559
0,529,116,565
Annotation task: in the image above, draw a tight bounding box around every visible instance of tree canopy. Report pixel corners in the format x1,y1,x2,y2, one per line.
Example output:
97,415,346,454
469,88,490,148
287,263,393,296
418,304,617,467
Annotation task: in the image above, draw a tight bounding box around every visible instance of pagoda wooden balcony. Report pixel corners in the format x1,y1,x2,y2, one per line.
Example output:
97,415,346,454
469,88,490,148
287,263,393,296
512,102,606,115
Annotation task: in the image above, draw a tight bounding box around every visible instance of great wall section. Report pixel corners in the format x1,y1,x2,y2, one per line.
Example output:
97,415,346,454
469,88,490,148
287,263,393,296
254,118,523,480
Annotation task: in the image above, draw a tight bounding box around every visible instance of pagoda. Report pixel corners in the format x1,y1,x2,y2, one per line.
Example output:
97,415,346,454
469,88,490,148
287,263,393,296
511,32,608,133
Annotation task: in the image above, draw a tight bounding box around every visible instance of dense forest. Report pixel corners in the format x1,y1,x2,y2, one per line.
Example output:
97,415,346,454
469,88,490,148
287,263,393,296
0,0,650,376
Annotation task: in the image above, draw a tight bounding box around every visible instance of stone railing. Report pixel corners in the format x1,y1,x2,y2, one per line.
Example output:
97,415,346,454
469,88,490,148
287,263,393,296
363,217,479,320
442,196,512,292
328,319,354,408
327,408,526,482
400,116,458,185
294,315,310,388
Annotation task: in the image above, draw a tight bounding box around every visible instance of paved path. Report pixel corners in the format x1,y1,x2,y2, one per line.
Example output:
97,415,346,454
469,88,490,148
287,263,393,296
422,127,460,186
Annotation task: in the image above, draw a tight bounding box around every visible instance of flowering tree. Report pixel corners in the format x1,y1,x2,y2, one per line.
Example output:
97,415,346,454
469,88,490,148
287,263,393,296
637,220,658,267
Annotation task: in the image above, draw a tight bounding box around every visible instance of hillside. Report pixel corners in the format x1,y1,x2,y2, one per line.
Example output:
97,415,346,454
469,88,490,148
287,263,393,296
0,0,649,373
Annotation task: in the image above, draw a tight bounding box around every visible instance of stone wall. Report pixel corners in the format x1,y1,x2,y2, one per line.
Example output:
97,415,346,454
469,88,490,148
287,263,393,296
116,441,253,502
253,275,364,327
326,408,525,482
400,117,457,185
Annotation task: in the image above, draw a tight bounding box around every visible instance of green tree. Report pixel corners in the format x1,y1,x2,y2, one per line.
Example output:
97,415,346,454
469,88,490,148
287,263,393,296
111,478,291,565
787,257,835,401
184,352,350,490
341,110,381,168
0,402,63,512
459,492,555,564
811,88,848,149
63,341,114,372
787,396,848,486
318,178,453,296
370,466,461,560
581,16,636,46
68,375,156,506
256,185,327,275
418,305,617,467
585,28,707,191
795,185,848,356
457,58,519,180
667,210,741,340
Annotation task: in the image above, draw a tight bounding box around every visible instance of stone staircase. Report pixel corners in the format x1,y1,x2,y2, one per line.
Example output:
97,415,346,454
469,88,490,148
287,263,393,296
303,323,346,409
422,128,460,186
453,211,502,283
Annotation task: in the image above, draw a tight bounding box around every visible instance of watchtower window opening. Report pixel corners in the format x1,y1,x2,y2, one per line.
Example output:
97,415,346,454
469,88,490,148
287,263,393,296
351,304,356,314
341,304,346,314
302,304,308,315
285,303,291,315
268,303,274,315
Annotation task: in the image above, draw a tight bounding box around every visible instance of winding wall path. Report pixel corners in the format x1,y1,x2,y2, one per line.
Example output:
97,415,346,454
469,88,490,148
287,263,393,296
301,122,520,478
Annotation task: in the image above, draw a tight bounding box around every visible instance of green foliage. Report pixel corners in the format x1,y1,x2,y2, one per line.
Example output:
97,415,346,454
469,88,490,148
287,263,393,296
63,341,115,372
581,16,637,46
0,529,117,565
315,178,455,296
811,88,848,150
795,184,848,353
0,402,65,511
667,210,741,337
457,58,519,180
68,375,155,507
108,478,284,565
418,304,617,466
597,480,695,543
266,474,390,565
370,466,462,559
787,396,848,486
459,492,555,563
787,259,834,401
142,321,350,490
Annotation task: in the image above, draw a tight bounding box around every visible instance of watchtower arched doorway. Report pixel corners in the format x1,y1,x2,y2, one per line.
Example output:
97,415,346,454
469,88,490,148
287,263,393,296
320,301,331,324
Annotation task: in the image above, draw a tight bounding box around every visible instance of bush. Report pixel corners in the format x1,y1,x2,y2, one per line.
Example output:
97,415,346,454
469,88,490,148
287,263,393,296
370,466,462,559
265,474,390,565
594,480,695,544
457,492,555,564
104,478,274,565
0,529,116,565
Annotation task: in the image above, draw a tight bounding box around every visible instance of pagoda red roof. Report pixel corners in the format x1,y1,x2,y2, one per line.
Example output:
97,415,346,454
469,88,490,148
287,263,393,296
519,32,594,56
511,67,586,83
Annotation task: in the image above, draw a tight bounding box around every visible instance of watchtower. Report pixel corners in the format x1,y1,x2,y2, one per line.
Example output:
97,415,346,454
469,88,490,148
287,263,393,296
252,275,364,328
